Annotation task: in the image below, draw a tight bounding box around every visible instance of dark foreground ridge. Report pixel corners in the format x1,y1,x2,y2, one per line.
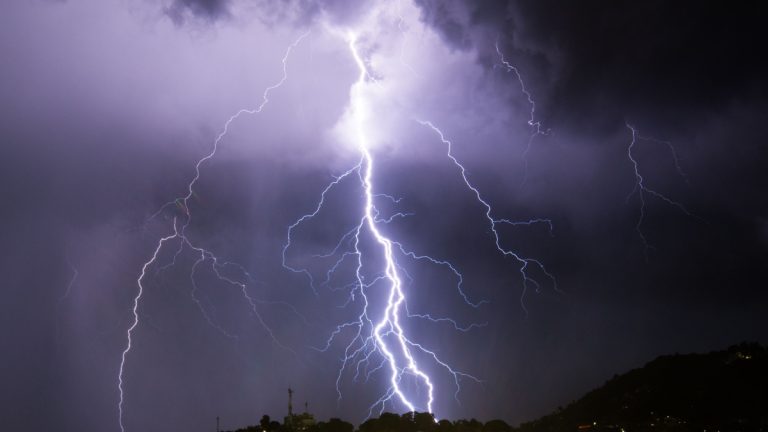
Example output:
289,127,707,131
516,342,767,432
226,343,768,432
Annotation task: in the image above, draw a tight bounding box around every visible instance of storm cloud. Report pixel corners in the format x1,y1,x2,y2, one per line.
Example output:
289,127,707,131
1,1,766,431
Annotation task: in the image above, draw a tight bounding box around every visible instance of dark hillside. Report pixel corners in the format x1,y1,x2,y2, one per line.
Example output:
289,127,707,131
517,343,768,432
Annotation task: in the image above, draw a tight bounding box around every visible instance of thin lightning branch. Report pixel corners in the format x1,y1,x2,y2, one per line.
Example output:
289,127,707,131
496,218,554,237
149,32,309,232
625,123,698,259
55,260,79,348
495,39,550,187
189,252,240,340
405,310,487,333
59,260,78,305
197,242,297,353
282,163,362,294
118,33,308,432
346,34,482,416
397,264,486,332
636,133,690,184
393,242,487,308
395,0,420,78
118,222,178,432
417,120,558,313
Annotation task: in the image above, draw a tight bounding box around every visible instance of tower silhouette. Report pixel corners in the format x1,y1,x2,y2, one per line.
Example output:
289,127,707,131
288,387,294,418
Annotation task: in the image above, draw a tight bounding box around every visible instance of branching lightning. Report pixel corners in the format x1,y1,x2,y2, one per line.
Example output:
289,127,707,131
282,32,486,418
282,19,557,417
117,33,308,432
55,260,79,348
120,2,559,427
417,120,557,315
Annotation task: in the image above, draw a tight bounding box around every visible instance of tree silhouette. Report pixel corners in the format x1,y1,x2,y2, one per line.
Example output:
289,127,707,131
482,419,511,432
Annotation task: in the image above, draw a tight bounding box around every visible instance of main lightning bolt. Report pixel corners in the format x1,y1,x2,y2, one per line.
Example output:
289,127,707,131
350,34,474,416
117,33,308,432
283,31,486,418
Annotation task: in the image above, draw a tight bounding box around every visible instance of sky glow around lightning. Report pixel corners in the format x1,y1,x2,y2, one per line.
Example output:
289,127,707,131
3,1,764,430
283,29,482,418
119,1,557,428
282,3,557,419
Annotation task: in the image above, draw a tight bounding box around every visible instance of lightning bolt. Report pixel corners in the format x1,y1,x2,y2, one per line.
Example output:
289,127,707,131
283,31,485,418
625,123,698,259
117,33,308,432
120,1,559,425
280,2,562,417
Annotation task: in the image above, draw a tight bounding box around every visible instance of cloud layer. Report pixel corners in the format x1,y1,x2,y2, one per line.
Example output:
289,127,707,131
1,0,766,431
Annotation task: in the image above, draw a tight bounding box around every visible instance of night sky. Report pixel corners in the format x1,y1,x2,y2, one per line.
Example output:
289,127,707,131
1,1,767,431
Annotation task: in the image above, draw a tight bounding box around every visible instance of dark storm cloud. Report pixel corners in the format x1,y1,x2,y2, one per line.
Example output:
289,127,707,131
166,0,230,24
165,0,376,27
2,0,768,431
405,4,768,420
410,0,768,300
164,0,768,132
415,0,768,134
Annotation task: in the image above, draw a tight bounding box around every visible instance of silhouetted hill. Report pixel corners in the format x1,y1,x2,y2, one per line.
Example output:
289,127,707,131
516,342,768,432
225,344,767,432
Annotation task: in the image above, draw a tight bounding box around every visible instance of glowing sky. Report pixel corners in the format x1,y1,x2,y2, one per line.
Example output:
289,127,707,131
1,1,767,431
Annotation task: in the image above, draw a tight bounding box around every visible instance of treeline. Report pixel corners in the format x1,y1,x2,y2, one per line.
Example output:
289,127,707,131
230,343,768,432
226,415,355,432
360,412,513,432
228,412,513,432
